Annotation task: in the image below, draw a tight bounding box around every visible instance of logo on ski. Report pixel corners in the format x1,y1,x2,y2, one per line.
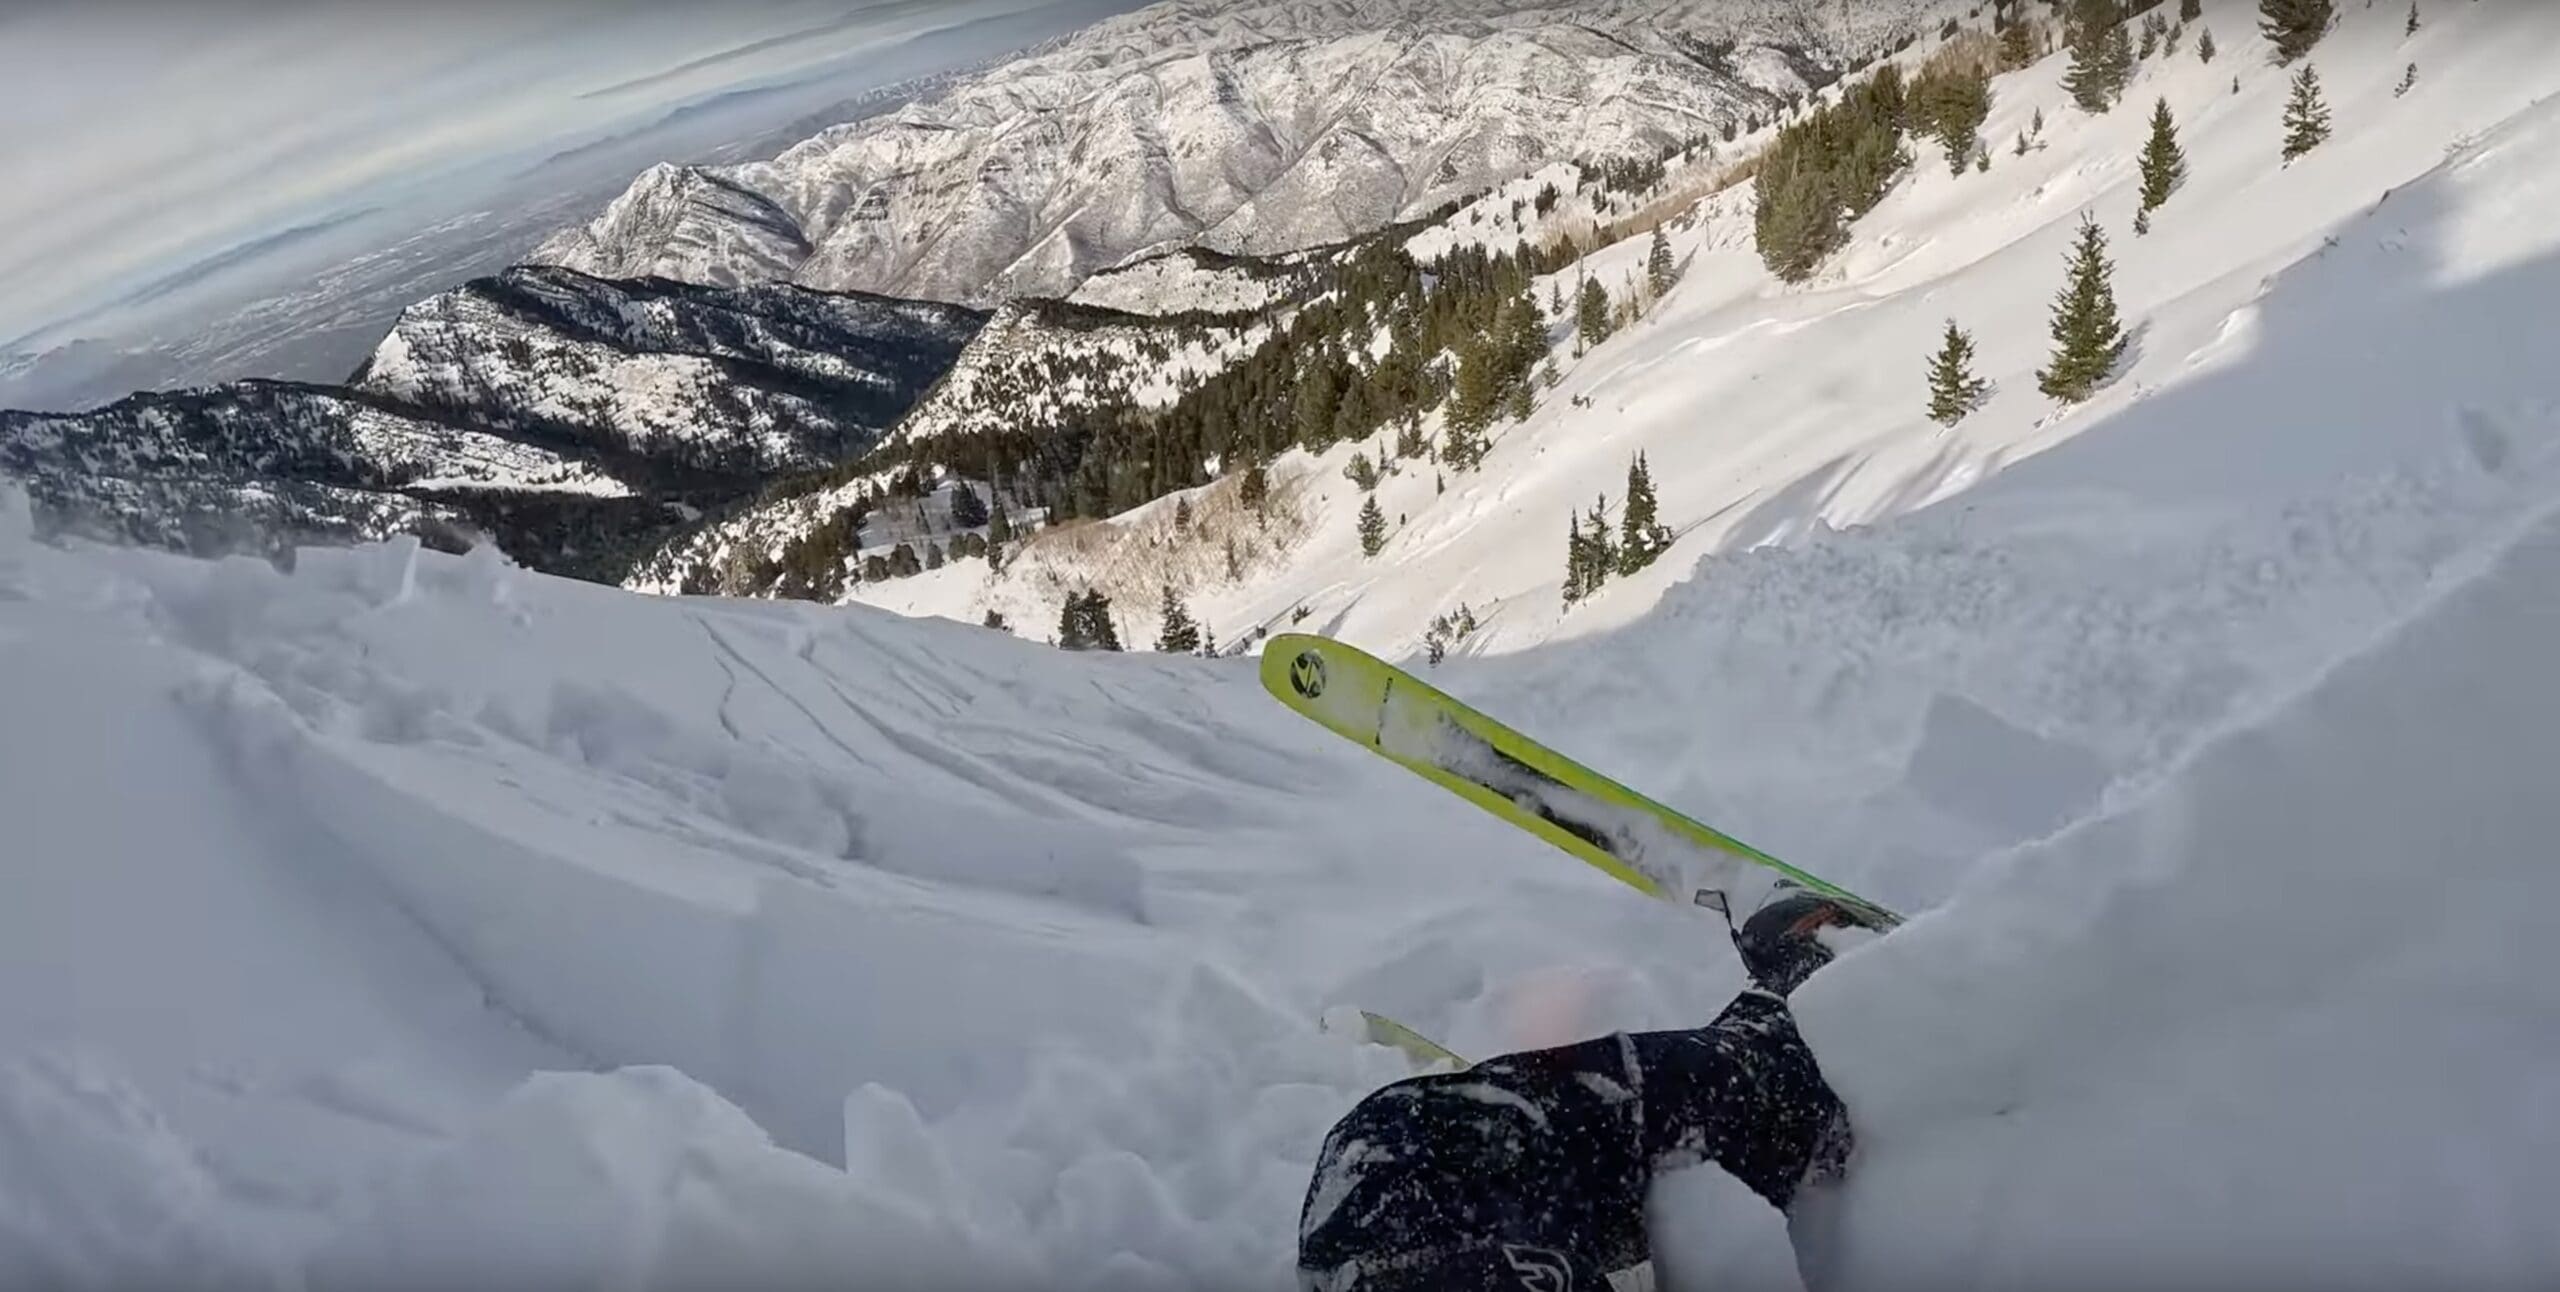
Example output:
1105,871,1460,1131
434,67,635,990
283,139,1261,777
1290,650,1328,699
1502,1244,1574,1292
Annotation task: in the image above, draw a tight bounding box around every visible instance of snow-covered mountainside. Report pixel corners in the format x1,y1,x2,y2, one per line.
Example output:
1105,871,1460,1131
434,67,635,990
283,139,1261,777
535,0,1955,305
848,0,2560,676
355,266,986,477
11,22,2560,1269
625,294,1275,596
0,381,628,569
2,268,982,579
15,2,2560,1288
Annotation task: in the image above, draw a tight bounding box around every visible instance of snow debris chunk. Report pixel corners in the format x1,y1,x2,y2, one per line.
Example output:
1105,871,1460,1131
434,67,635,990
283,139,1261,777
315,1067,1032,1292
0,1050,271,1291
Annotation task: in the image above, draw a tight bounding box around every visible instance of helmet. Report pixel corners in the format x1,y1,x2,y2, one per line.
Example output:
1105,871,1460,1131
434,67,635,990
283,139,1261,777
1733,890,1881,996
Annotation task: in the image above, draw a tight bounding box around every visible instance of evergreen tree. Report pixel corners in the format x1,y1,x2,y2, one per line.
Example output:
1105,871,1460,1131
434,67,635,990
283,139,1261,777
1357,495,1388,558
1199,624,1217,658
1583,496,1617,592
2396,61,2418,97
2138,13,2162,59
988,498,1013,545
1224,535,1242,581
2138,97,2188,214
1294,355,1342,449
1173,495,1193,533
1576,277,1615,349
1927,320,1992,424
1087,593,1123,651
2038,215,2129,404
2063,0,2135,113
1916,62,1993,174
1057,592,1091,650
2405,1,2420,37
1156,585,1201,653
1345,451,1381,492
1396,416,1430,460
1443,337,1498,472
948,481,989,529
1617,453,1674,574
1238,455,1270,512
2282,63,2331,161
983,608,1008,632
2259,0,2334,65
1647,226,1678,297
2181,0,2202,20
2001,17,2037,69
2198,26,2218,62
1754,159,1841,282
1562,514,1588,606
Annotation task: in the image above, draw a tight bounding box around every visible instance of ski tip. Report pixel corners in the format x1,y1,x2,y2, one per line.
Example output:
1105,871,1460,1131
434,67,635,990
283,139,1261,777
1260,633,1346,709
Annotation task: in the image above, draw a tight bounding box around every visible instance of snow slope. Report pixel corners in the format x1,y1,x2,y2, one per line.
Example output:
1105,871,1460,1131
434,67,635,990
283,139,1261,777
12,2,2560,1288
10,228,2560,1290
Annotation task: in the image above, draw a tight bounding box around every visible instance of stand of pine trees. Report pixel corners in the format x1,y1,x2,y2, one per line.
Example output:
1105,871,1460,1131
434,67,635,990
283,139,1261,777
1753,65,1913,282
2063,0,2135,113
2038,215,2129,404
1912,58,1994,175
2260,0,2336,65
1562,495,1620,606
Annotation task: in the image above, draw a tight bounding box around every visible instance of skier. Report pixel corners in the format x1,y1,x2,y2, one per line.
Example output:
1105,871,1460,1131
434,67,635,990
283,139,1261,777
1296,890,1881,1292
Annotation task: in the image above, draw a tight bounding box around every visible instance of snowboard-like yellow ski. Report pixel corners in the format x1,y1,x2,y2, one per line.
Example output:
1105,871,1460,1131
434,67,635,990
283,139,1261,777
1260,632,1898,928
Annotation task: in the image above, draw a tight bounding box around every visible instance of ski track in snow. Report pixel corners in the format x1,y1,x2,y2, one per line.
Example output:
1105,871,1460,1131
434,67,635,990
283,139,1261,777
11,2,2560,1288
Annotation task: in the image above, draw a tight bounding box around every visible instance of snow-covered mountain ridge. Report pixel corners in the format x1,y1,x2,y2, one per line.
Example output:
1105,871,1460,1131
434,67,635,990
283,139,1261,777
535,0,1959,305
846,0,2560,675
3,267,981,578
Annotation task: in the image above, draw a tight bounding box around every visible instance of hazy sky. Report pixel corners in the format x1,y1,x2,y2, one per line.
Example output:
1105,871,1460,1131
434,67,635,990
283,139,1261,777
0,0,1135,353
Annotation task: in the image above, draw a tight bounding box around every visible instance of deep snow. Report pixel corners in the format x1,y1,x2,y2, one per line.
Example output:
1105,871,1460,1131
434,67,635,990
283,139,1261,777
11,1,2560,1288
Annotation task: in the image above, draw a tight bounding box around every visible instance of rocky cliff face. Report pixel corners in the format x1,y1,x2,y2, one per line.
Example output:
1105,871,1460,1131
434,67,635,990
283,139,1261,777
4,268,984,579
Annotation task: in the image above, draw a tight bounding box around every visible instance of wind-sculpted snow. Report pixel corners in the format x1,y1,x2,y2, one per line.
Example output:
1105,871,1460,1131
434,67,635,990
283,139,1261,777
536,0,1957,305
